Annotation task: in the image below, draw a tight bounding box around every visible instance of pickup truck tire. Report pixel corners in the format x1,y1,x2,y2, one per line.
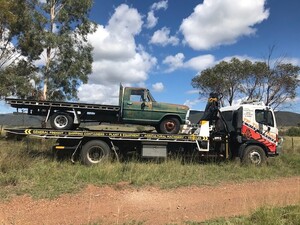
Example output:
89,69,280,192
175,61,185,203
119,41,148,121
50,112,74,130
159,117,180,134
80,140,111,166
241,145,266,166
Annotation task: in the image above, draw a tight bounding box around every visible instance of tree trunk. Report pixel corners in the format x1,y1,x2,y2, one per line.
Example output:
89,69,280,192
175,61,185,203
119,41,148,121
42,1,55,100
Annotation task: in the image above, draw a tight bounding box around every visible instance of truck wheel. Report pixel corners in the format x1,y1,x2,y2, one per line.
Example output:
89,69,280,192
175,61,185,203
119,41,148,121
159,117,180,134
80,140,111,166
241,145,266,166
155,125,161,133
50,112,73,130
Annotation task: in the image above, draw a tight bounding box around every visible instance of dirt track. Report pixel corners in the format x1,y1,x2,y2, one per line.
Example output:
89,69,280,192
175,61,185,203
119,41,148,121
0,177,300,225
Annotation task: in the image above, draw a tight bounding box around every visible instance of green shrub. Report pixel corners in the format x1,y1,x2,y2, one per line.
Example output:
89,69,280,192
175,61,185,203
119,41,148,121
286,127,300,136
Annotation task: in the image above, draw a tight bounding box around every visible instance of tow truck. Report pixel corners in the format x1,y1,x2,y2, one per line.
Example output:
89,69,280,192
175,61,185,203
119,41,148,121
5,93,280,166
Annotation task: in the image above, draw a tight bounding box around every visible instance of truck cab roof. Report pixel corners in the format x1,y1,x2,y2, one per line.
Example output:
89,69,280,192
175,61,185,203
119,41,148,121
220,101,269,112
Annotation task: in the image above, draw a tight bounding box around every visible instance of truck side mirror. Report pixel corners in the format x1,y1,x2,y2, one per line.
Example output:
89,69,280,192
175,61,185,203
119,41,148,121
233,107,243,130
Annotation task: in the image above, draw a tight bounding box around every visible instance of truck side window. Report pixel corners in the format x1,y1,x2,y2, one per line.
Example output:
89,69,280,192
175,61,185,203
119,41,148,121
130,90,147,102
255,110,274,127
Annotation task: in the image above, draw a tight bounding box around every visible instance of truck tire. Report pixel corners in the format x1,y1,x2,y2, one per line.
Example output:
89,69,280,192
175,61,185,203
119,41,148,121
50,112,74,130
241,145,266,166
80,140,111,166
155,125,161,133
159,117,180,134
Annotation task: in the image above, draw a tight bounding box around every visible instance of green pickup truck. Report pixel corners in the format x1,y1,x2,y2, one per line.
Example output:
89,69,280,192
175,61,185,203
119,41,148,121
6,85,189,134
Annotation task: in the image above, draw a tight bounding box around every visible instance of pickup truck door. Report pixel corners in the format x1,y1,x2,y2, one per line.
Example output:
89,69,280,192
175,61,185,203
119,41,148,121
122,89,154,122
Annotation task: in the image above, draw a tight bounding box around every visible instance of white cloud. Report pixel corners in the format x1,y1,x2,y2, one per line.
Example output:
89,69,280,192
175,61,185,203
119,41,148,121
108,4,142,37
220,55,300,67
152,82,164,92
162,53,300,73
184,99,202,108
146,0,168,29
151,0,168,11
280,57,300,66
180,0,269,50
146,11,158,29
162,53,185,72
185,55,215,71
89,46,156,85
78,4,157,103
78,84,120,105
150,27,179,46
186,90,200,95
163,53,215,72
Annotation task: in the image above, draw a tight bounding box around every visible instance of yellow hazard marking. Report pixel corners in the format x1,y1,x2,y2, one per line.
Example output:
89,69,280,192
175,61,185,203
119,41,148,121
25,129,32,134
200,120,208,126
55,146,65,150
201,136,209,141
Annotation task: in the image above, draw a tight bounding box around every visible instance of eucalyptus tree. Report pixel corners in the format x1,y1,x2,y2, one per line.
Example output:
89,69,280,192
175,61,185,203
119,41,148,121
261,46,300,109
0,0,35,98
18,0,96,100
192,57,299,109
192,58,252,106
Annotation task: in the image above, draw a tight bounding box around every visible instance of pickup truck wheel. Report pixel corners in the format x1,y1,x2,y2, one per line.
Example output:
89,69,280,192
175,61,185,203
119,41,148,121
159,117,180,134
50,112,73,130
241,145,266,166
80,140,111,166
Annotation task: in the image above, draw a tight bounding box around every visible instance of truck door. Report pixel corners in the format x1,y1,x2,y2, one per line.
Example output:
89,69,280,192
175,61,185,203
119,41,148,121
254,108,278,152
122,89,153,123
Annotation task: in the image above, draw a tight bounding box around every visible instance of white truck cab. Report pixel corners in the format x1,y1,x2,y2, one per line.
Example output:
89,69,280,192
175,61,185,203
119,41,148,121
220,100,278,155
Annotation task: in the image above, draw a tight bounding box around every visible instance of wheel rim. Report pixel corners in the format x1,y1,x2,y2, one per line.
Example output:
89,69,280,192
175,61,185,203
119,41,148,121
54,115,69,129
164,121,175,132
249,151,261,165
87,146,104,163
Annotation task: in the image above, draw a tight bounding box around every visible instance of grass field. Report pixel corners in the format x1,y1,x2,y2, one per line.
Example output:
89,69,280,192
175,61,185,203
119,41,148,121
189,204,300,225
0,136,299,199
0,136,299,224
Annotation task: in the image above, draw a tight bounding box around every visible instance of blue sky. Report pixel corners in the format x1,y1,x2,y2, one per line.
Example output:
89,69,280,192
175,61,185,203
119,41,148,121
1,0,300,113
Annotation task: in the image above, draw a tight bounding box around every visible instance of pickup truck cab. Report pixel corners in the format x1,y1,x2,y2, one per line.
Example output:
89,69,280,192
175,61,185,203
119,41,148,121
120,85,189,133
6,85,189,134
